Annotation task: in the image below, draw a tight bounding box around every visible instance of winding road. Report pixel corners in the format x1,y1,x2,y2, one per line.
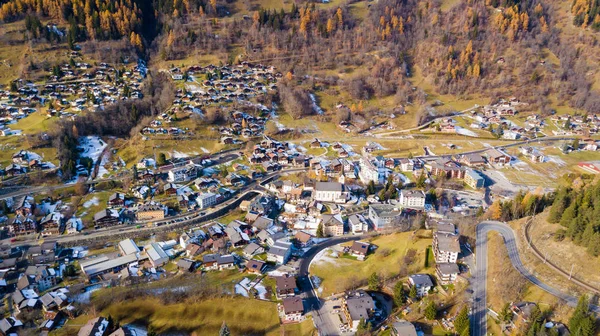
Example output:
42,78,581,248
471,221,600,336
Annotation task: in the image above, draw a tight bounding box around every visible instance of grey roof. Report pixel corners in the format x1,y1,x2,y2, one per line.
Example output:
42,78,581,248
437,263,460,275
315,182,344,192
401,189,426,199
369,204,402,218
345,291,375,322
436,222,456,235
177,259,194,270
409,274,434,287
243,243,262,255
392,320,418,336
82,254,139,277
435,233,461,253
93,209,118,221
118,239,140,255
203,254,218,263
466,168,484,181
217,255,235,265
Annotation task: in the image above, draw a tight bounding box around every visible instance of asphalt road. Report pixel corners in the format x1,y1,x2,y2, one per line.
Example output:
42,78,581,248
298,235,366,336
472,221,600,336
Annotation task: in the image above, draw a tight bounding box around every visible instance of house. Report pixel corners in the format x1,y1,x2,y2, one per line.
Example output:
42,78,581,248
176,259,195,272
78,317,110,336
27,265,58,291
217,254,236,270
282,297,304,322
485,148,511,165
267,240,293,264
433,232,460,263
0,317,23,336
108,193,125,207
252,216,274,230
245,259,266,274
464,169,485,189
313,182,349,203
399,190,426,209
275,275,297,298
511,302,538,323
368,204,402,231
392,320,419,336
359,157,385,185
163,183,177,195
436,263,460,284
66,217,83,234
93,209,120,228
520,146,545,163
350,241,370,260
342,290,375,331
8,215,37,236
185,243,203,258
294,231,314,247
398,158,414,172
348,214,369,234
408,274,434,297
202,254,219,270
243,243,264,258
136,203,166,221
167,162,198,183
14,195,35,216
321,214,345,236
144,243,169,268
197,192,217,209
459,153,486,168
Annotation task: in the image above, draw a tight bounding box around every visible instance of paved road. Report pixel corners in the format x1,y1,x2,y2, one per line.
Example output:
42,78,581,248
471,221,600,336
298,235,366,336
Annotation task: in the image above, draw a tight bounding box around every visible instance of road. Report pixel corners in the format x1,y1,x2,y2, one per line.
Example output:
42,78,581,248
298,235,366,336
471,221,600,336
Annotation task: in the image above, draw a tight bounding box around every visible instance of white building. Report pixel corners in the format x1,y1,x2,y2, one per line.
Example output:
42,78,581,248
144,243,169,267
408,274,434,297
314,182,349,203
167,162,198,183
433,232,460,263
399,190,426,209
348,214,369,234
368,204,402,231
267,240,293,264
197,192,217,209
358,157,385,185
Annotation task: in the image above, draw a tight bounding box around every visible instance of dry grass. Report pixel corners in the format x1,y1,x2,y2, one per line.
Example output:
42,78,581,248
103,296,281,335
310,230,434,297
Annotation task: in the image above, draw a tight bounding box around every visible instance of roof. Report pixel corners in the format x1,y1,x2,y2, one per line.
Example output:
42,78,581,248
243,243,262,255
315,181,344,192
436,222,456,235
217,255,235,265
350,241,370,255
177,259,194,270
322,214,343,227
282,297,304,314
82,254,139,277
246,260,266,272
93,209,118,221
118,239,140,255
294,231,313,243
203,254,218,263
409,274,434,287
465,169,484,181
369,204,402,218
401,189,426,199
437,263,460,275
275,275,297,292
145,243,168,262
137,203,165,212
486,148,510,159
345,291,375,322
435,233,461,253
392,320,418,336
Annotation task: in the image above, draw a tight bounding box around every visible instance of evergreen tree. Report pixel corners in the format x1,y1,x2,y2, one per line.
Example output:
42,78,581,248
368,272,381,291
393,281,406,307
454,306,470,335
424,301,437,320
409,284,417,300
316,222,324,238
569,295,595,336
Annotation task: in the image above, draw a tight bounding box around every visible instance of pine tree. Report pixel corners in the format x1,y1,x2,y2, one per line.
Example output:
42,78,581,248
409,284,417,300
368,272,381,291
393,281,406,307
424,301,437,320
454,306,470,334
316,222,324,238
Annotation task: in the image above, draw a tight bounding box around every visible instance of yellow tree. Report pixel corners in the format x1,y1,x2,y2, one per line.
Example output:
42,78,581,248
326,18,334,33
488,200,503,220
167,30,175,48
336,7,343,26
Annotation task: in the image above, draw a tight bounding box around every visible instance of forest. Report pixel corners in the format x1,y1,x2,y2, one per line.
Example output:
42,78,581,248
547,180,600,256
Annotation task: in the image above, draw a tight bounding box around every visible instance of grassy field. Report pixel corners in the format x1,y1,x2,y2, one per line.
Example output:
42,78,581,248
282,318,316,336
310,230,433,297
77,191,112,225
103,296,281,335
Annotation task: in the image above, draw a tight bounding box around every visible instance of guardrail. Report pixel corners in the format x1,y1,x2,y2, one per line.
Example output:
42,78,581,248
523,216,600,295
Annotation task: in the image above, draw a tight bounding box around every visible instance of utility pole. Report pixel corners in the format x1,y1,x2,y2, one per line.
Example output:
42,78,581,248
569,264,574,280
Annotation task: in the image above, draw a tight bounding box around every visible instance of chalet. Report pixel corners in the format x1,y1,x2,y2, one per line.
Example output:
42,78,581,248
350,241,370,260
245,260,266,274
408,274,434,297
93,209,120,228
163,183,177,195
275,275,297,298
107,193,125,207
282,297,304,322
485,148,511,165
8,215,37,236
40,212,63,236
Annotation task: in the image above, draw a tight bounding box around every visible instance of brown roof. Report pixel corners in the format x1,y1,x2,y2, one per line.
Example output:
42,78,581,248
282,297,304,314
275,275,297,292
246,260,266,273
295,231,313,243
350,241,370,256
